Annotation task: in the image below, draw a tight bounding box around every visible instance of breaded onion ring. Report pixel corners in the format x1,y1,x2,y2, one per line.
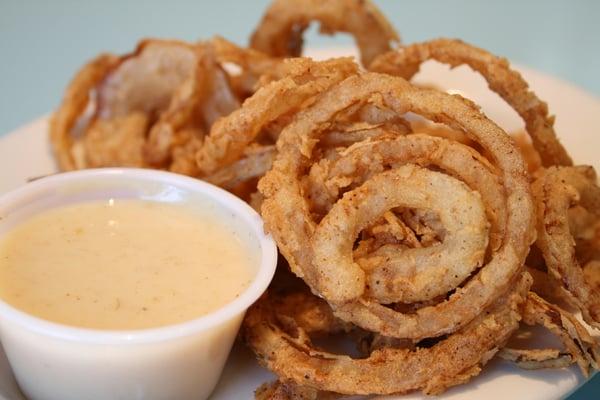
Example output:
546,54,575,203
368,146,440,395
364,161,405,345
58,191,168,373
532,165,600,328
143,42,240,172
519,292,599,375
244,273,531,396
51,39,224,172
370,38,572,167
305,134,506,252
259,73,535,339
249,0,400,67
196,57,358,175
311,164,489,304
49,53,119,170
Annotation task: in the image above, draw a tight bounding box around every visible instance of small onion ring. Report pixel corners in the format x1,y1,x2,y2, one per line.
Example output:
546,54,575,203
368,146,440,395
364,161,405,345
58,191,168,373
520,292,599,375
49,53,119,170
311,164,489,304
304,133,506,252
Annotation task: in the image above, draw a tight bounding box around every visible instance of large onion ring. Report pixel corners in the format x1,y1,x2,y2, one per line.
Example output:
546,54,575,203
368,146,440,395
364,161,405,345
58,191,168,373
259,72,535,339
370,38,572,167
244,272,531,396
532,165,600,328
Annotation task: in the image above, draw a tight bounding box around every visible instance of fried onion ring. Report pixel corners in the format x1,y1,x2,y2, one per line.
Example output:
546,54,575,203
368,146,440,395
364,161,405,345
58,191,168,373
196,57,358,175
370,38,572,167
249,0,400,67
311,164,489,304
532,165,600,329
244,273,531,396
519,292,599,375
143,42,240,171
49,53,119,170
259,73,535,339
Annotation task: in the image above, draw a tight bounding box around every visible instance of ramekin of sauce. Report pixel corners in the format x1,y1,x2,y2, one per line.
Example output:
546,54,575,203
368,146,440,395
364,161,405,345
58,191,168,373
0,168,277,400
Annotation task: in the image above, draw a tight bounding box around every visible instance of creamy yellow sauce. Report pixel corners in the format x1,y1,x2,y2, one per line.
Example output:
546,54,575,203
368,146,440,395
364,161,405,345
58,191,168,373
0,200,257,330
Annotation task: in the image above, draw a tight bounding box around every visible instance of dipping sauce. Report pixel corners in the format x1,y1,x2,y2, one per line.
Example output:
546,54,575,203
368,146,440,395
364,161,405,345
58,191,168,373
0,199,257,330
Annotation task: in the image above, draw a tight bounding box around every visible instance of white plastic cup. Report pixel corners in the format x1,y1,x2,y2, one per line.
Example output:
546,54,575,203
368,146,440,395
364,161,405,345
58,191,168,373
0,168,278,400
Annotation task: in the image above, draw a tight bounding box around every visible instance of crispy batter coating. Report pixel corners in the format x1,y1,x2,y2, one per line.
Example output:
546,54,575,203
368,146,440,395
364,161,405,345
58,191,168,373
259,73,535,340
312,164,489,304
532,166,600,328
244,273,531,396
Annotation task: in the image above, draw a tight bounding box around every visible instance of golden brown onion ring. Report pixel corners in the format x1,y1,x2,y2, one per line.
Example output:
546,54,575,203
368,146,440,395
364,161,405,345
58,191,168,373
143,42,240,171
370,38,572,167
96,39,197,119
51,39,235,173
311,164,489,304
532,166,600,329
49,53,119,170
244,273,531,396
304,134,506,251
249,0,400,67
259,73,535,339
196,57,358,175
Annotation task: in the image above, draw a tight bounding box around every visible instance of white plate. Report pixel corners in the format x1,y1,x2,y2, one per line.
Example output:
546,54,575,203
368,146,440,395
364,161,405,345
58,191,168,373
0,48,599,400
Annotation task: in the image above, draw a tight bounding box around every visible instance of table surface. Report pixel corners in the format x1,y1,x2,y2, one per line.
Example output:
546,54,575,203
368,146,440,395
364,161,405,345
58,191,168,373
0,1,598,398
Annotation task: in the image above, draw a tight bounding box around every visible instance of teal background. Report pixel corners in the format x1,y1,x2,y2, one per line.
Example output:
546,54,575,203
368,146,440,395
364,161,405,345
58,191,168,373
0,0,598,398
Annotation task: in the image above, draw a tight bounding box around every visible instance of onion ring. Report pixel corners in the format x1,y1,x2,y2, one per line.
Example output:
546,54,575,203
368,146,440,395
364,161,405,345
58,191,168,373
249,0,400,67
196,57,358,175
49,53,119,170
532,165,600,328
51,39,241,173
311,164,489,304
143,42,240,171
244,272,531,396
259,72,535,339
370,38,572,167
